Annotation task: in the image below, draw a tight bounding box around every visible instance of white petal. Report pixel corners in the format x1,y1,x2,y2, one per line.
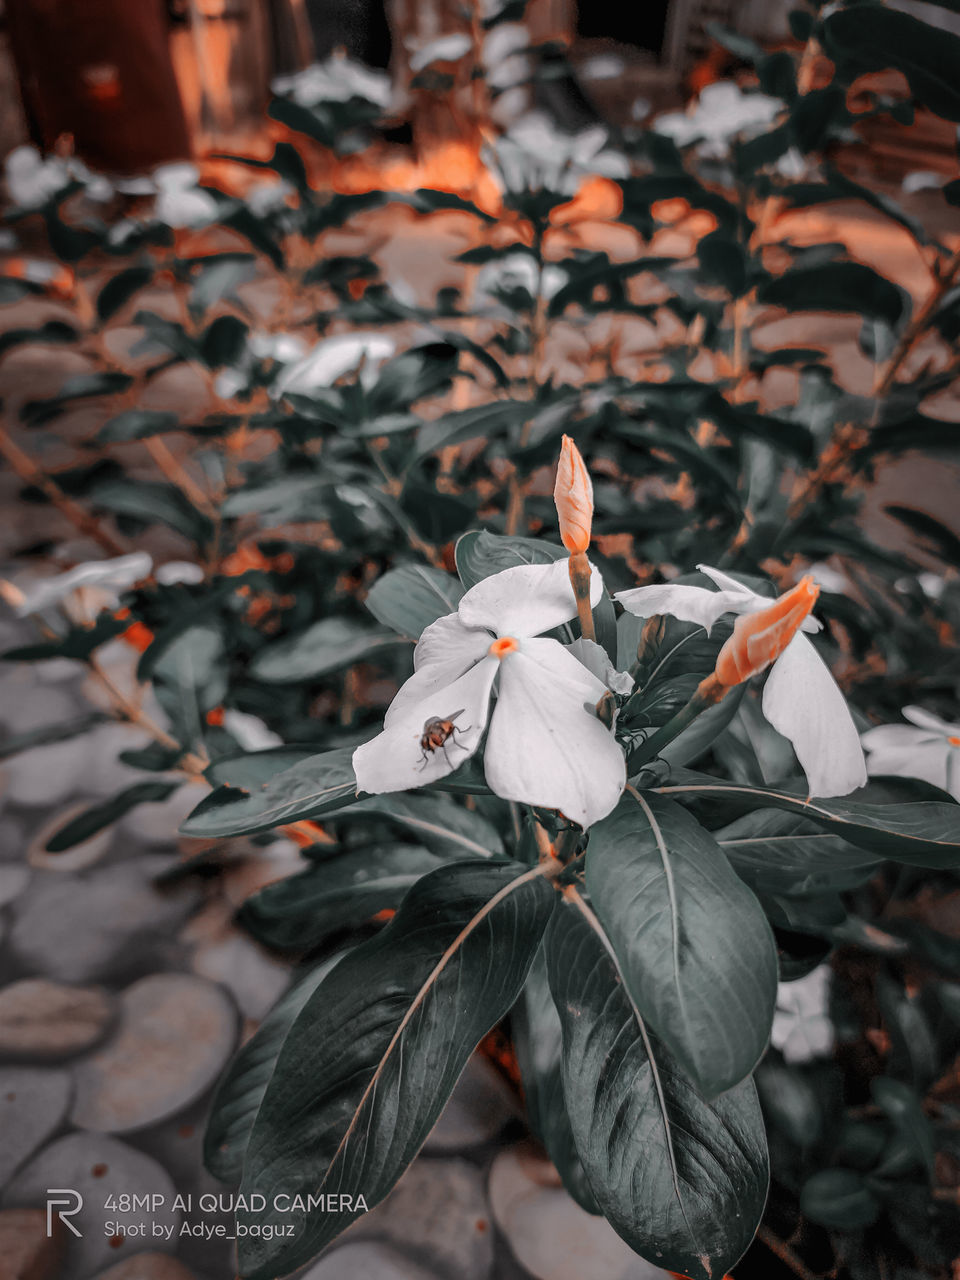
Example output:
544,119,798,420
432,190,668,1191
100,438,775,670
615,582,746,633
354,657,498,794
761,634,867,798
483,643,625,828
16,552,152,615
384,614,492,728
458,557,602,638
902,705,960,736
565,637,634,695
861,723,939,752
865,740,951,794
697,564,822,632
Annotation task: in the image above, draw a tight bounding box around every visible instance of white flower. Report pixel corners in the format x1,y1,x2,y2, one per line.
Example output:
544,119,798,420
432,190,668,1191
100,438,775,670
156,561,205,586
654,81,784,159
14,552,152,616
272,55,392,110
222,710,284,751
616,564,867,798
248,330,308,364
5,146,73,209
474,253,568,306
353,559,628,828
862,706,960,801
245,179,294,217
771,965,834,1064
807,562,848,594
153,163,219,230
408,33,472,73
487,111,628,195
273,332,396,398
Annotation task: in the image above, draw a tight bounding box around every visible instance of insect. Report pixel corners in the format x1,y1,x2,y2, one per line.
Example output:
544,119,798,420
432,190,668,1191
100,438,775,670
417,709,471,769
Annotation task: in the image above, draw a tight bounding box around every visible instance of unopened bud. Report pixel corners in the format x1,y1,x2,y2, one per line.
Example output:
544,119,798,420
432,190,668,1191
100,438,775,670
554,434,593,554
715,577,820,687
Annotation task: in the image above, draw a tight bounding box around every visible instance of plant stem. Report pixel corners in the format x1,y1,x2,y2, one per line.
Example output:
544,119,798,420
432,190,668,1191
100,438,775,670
757,1226,822,1280
0,426,129,556
144,436,216,516
875,245,960,398
87,654,208,776
568,551,596,642
626,673,726,774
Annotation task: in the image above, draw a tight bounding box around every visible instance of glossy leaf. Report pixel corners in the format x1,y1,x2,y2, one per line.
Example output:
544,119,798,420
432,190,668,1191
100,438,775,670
658,771,960,868
716,808,881,896
364,563,464,639
587,790,778,1095
249,618,403,682
45,780,180,852
204,954,344,1181
180,748,358,838
237,860,556,1278
758,262,907,328
545,892,769,1280
96,266,153,321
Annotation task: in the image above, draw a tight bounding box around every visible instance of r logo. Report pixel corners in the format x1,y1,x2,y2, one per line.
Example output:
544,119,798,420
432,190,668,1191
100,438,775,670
46,1189,83,1237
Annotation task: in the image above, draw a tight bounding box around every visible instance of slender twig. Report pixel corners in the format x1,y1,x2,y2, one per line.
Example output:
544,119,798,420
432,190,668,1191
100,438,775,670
875,245,960,399
0,426,129,556
144,437,217,517
757,1226,823,1280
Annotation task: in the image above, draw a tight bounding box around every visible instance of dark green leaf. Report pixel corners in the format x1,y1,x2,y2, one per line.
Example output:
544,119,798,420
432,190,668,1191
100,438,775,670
97,266,153,322
95,409,180,444
180,748,358,838
237,860,556,1278
758,262,907,328
249,618,403,682
364,563,464,639
545,893,769,1280
587,791,777,1095
45,781,179,852
800,1169,880,1228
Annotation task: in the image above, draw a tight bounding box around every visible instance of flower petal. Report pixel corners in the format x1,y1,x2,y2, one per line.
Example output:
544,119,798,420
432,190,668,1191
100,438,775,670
384,614,491,728
458,557,602,638
697,564,821,633
615,582,747,633
761,634,867,798
483,641,625,828
861,723,940,752
354,656,498,794
864,740,951,795
565,637,634,695
902,705,960,736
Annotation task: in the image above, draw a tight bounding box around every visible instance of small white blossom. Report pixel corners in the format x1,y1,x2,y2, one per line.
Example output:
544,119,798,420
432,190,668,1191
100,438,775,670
273,332,396,398
475,253,568,307
617,565,867,798
14,552,152,616
353,559,629,829
486,111,628,196
156,561,206,586
5,146,73,209
862,706,960,800
771,965,834,1064
222,710,284,751
153,163,219,230
654,81,784,159
408,34,473,73
272,55,392,110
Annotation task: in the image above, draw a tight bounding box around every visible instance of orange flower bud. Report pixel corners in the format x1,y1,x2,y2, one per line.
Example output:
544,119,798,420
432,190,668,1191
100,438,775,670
554,434,593,554
715,577,820,687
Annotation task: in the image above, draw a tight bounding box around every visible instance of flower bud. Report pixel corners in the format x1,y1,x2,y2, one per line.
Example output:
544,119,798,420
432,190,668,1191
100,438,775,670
554,434,593,554
715,577,819,687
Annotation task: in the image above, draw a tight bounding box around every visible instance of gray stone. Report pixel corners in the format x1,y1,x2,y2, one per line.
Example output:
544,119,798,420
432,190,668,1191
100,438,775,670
3,1131,179,1280
0,979,115,1060
425,1055,519,1152
0,1067,72,1188
0,861,29,906
489,1144,670,1280
70,974,237,1133
190,929,290,1021
9,856,197,982
303,1241,442,1280
352,1158,493,1280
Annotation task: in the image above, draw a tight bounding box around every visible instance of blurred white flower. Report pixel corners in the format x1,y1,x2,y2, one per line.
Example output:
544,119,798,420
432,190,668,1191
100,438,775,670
245,179,295,217
807,562,848,594
409,33,472,73
482,23,530,92
5,146,73,209
475,253,568,306
918,571,946,601
353,558,626,829
248,330,308,363
156,561,206,586
487,111,628,195
581,55,625,82
862,706,960,800
14,552,152,616
771,965,834,1064
654,81,784,159
902,170,944,194
214,368,248,401
222,710,284,751
617,565,867,798
272,55,392,110
273,332,396,397
153,163,219,230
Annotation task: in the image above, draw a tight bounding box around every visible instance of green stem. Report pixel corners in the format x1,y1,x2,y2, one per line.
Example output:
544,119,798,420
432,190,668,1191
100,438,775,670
626,673,727,774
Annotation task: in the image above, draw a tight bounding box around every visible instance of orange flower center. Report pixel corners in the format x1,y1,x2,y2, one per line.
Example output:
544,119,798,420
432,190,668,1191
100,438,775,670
949,736,960,747
489,636,519,659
